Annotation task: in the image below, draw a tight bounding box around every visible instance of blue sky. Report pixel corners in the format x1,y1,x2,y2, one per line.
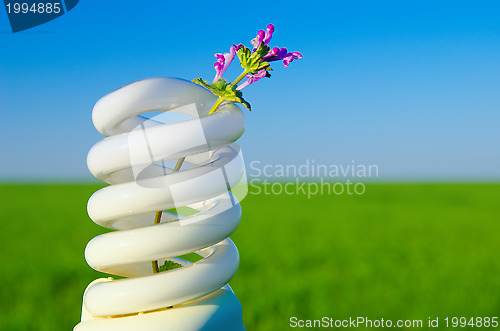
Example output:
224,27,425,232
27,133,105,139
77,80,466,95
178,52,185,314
1,1,499,181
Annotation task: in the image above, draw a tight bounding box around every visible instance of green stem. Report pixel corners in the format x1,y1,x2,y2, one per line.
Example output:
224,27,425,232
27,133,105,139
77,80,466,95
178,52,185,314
207,69,248,116
172,157,185,172
152,96,225,274
231,69,249,87
151,211,162,273
208,96,225,115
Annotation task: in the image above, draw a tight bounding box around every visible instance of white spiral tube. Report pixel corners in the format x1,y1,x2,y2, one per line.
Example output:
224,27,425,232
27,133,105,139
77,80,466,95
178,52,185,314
75,77,247,331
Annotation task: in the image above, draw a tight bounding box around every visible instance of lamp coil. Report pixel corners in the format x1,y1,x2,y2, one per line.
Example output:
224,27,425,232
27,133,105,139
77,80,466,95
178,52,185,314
75,77,247,331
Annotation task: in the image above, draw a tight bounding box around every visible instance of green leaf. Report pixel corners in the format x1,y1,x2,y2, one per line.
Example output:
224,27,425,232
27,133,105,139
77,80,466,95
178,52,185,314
192,77,213,90
158,260,182,272
225,88,252,111
236,44,271,74
192,77,252,111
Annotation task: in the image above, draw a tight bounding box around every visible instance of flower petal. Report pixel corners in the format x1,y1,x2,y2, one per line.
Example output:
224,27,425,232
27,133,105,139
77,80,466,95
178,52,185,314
236,69,268,90
277,47,288,58
263,24,275,45
282,54,294,67
215,53,225,65
252,30,265,51
213,62,223,83
220,45,236,76
263,47,280,60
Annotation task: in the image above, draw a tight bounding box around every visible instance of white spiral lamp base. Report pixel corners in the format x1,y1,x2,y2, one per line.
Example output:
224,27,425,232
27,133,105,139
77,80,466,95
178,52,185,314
75,77,246,331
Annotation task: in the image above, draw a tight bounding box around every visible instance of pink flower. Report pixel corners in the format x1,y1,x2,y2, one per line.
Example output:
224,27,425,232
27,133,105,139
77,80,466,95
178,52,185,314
213,45,237,83
236,69,268,90
263,47,280,60
282,51,302,67
213,61,224,83
264,47,302,67
211,24,301,93
250,30,265,52
263,24,274,45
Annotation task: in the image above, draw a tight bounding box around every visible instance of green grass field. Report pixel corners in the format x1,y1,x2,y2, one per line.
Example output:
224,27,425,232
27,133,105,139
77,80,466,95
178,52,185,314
0,184,499,330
